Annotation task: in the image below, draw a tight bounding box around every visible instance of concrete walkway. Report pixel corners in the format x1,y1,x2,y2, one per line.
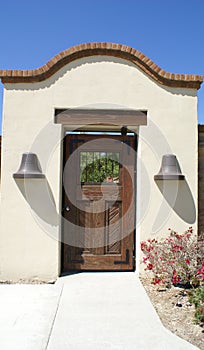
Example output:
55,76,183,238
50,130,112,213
0,273,200,350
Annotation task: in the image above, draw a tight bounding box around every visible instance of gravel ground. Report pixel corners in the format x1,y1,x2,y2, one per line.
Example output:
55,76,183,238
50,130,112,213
140,277,204,350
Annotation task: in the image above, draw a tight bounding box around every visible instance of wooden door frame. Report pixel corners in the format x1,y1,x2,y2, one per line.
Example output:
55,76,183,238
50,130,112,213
60,131,137,273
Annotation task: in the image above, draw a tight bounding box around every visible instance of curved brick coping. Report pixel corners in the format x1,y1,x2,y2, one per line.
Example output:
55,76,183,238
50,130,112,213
0,42,203,88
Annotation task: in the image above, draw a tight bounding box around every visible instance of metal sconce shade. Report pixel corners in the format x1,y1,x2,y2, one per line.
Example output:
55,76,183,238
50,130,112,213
13,153,45,178
154,154,185,180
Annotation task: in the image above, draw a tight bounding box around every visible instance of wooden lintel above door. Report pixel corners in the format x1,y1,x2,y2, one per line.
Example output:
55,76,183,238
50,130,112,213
54,109,147,126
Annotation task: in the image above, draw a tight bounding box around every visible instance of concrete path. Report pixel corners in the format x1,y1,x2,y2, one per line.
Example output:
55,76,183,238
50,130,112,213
0,283,62,350
0,273,200,350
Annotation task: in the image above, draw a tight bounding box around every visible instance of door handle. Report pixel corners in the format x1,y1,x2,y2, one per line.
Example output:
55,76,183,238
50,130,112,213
62,205,70,213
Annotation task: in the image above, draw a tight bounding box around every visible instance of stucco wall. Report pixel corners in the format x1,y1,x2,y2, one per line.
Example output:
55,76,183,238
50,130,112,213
198,125,204,236
0,56,198,281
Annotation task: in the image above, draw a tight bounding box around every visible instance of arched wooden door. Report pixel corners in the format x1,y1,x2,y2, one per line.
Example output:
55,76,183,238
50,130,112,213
61,134,136,271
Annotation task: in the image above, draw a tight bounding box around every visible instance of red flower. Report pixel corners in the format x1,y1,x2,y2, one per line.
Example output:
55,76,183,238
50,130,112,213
186,259,190,265
147,263,153,270
152,278,161,285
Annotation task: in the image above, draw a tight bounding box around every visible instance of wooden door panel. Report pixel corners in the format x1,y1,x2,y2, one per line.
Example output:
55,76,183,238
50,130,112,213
105,201,122,254
62,134,135,271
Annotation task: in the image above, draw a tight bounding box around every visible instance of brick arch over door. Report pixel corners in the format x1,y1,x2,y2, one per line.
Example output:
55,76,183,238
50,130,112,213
0,43,202,88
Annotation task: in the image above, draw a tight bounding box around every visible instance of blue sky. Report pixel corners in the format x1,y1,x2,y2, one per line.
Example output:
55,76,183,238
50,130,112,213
0,0,204,133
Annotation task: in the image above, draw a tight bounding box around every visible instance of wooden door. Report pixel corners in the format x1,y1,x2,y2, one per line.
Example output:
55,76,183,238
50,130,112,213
62,134,136,271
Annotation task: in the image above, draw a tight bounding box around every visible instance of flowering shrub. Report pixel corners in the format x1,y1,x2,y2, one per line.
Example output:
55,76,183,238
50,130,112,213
197,262,204,281
188,285,204,325
141,228,204,287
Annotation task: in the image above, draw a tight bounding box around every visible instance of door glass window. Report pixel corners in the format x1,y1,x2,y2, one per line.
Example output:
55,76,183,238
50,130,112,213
80,152,120,183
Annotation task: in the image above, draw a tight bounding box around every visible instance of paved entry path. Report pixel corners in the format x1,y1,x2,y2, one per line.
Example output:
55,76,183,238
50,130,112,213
0,273,200,350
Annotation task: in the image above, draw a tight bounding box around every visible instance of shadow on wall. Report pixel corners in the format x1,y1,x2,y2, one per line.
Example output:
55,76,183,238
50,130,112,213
14,178,59,227
155,179,196,224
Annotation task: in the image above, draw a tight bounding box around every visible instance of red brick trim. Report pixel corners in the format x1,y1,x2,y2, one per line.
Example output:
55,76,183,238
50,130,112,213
0,42,203,89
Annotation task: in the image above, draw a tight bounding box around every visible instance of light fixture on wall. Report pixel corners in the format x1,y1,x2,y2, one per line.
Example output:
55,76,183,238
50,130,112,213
121,126,128,135
13,153,45,179
154,154,185,180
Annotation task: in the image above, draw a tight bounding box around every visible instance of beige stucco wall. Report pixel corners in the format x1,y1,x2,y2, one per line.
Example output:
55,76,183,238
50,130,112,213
0,56,198,281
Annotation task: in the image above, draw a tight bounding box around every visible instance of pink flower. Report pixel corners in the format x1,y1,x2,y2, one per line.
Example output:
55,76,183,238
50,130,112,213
172,244,183,252
172,275,181,284
197,262,204,277
140,242,146,251
172,269,181,284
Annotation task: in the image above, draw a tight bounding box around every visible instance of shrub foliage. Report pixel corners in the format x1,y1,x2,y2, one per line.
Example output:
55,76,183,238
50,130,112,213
141,228,204,325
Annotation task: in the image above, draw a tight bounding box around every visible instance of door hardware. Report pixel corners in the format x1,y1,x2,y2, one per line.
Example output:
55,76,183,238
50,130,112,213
62,205,70,213
114,249,129,265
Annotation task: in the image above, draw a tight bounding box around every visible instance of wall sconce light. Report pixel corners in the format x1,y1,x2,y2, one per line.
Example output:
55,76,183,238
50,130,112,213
154,154,185,180
13,153,45,179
